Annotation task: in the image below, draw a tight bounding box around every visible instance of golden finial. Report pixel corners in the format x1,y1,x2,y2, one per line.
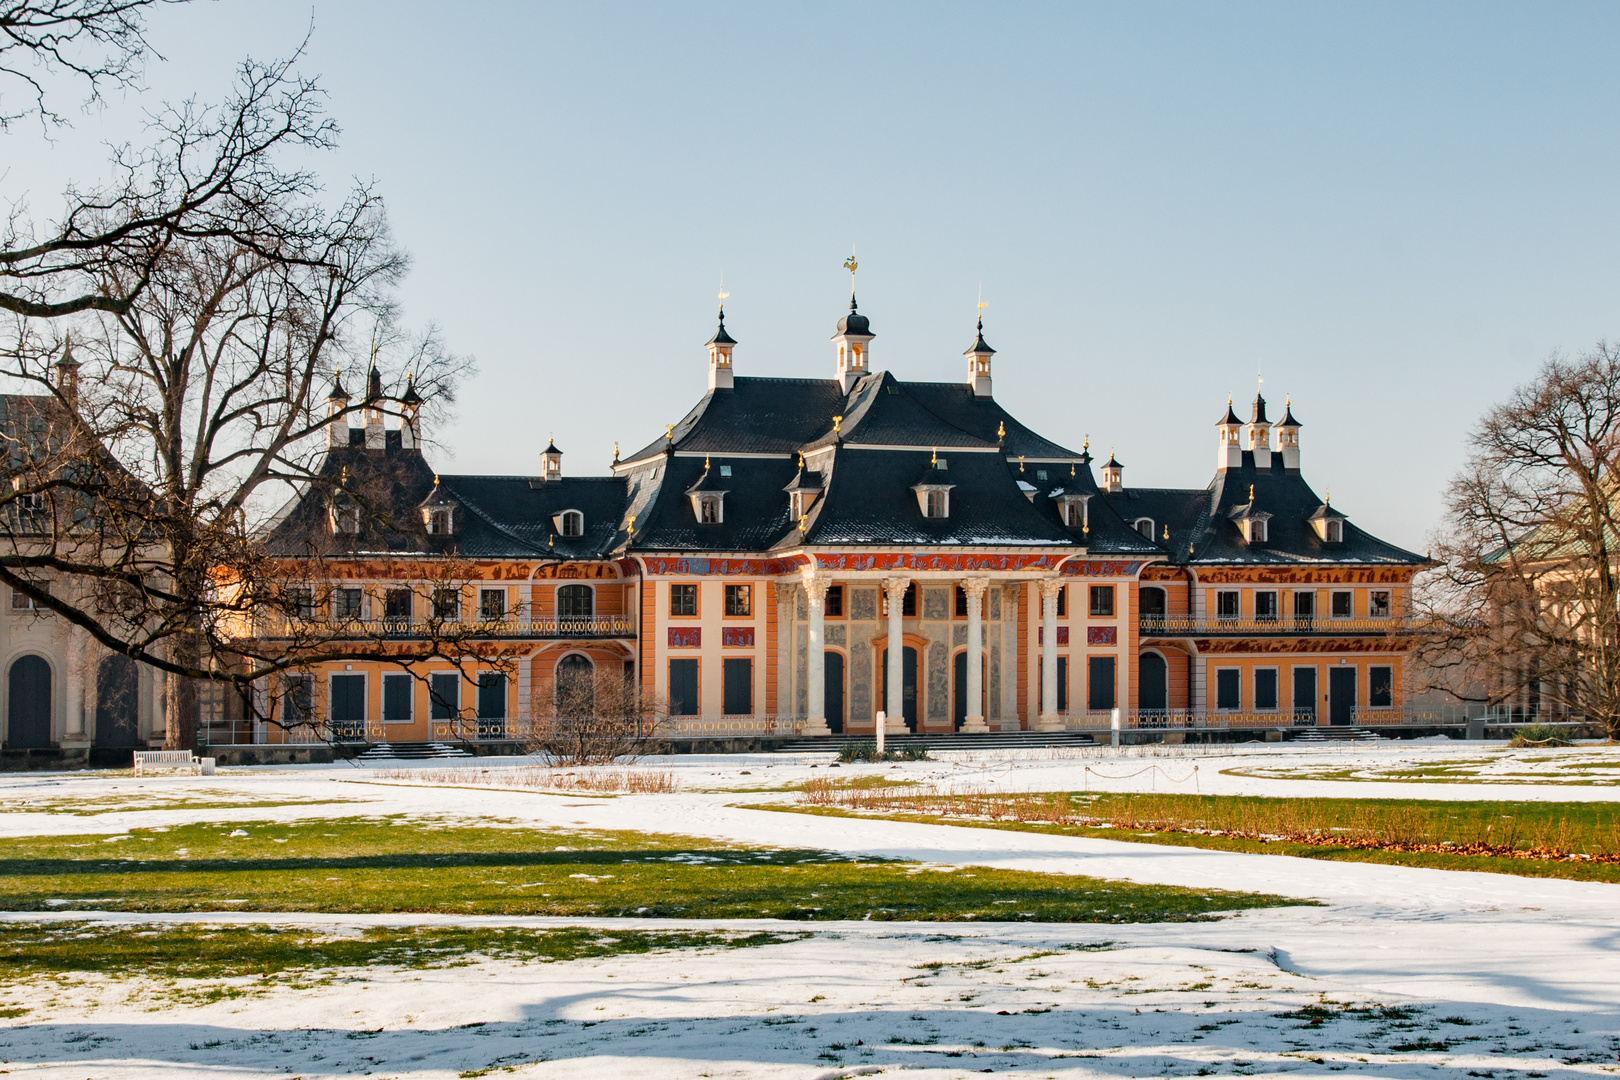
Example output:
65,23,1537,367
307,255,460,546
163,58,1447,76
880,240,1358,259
1083,434,1090,452
718,274,729,311
798,513,807,533
997,421,1005,439
613,441,620,461
931,447,938,466
798,450,805,468
1249,484,1255,502
338,466,349,486
1325,485,1331,505
1070,461,1076,477
1162,524,1170,541
549,534,554,548
833,415,843,435
665,424,674,442
704,454,711,470
1082,521,1089,536
1019,455,1025,473
977,286,987,320
843,250,858,288
627,514,636,532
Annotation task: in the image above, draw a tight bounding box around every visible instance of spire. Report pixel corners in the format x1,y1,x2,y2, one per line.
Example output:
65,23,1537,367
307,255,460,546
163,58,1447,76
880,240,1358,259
964,304,996,397
1276,395,1302,472
366,363,382,403
706,287,737,391
398,370,422,451
327,369,350,401
832,254,874,392
54,334,81,404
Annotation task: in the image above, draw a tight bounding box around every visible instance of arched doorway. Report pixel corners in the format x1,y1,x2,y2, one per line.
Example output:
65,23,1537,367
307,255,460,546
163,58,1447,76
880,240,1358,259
952,651,985,731
880,646,918,732
1139,652,1168,713
555,654,595,714
7,655,51,749
824,651,845,734
95,655,140,747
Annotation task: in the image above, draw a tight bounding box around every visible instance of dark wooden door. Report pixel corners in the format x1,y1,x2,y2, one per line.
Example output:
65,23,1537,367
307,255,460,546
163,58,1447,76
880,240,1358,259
7,655,50,749
1139,652,1168,712
1329,667,1356,725
94,654,140,747
824,651,845,734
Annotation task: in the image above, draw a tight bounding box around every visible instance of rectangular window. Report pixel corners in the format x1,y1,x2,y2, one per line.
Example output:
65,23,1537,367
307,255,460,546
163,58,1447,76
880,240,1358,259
476,672,507,719
384,588,413,623
1293,591,1315,620
1216,668,1241,711
724,583,752,616
1089,585,1115,617
382,673,413,722
1254,668,1279,711
826,585,843,617
1331,590,1353,617
670,583,697,617
10,580,48,611
722,657,752,715
955,586,968,618
1369,665,1394,707
288,587,315,619
1255,591,1278,623
924,490,948,518
903,584,917,617
668,658,699,716
1087,656,1116,711
1056,586,1068,618
429,673,460,720
432,588,460,621
334,587,362,620
1369,590,1391,618
283,676,313,724
330,673,366,724
1056,656,1068,712
1216,590,1240,619
478,588,506,621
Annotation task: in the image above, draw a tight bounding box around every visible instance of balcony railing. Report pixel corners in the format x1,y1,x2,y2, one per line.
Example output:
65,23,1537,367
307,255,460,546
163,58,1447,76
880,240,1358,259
258,615,637,641
1058,707,1445,731
1138,614,1416,636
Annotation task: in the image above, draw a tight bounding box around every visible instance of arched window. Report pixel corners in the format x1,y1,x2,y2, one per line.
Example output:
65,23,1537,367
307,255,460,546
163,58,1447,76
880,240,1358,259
1325,520,1342,543
555,653,595,715
1135,518,1154,539
557,584,593,620
558,510,584,537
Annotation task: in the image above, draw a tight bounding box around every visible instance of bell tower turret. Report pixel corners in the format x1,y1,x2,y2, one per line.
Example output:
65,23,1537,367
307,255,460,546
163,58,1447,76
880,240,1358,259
1216,398,1243,471
965,317,995,397
1246,392,1272,471
832,253,873,393
706,300,736,392
1277,397,1301,473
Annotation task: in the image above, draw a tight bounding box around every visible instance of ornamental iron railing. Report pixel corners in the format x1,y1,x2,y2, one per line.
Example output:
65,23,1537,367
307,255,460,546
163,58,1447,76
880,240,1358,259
1138,615,1416,636
258,615,636,640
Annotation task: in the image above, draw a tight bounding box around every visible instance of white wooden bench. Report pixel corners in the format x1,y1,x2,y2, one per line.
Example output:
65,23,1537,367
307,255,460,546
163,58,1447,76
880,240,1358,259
133,750,202,776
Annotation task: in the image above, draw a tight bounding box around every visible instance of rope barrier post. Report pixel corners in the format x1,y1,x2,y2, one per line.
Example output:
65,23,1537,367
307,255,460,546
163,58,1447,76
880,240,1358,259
1110,707,1121,748
875,711,886,759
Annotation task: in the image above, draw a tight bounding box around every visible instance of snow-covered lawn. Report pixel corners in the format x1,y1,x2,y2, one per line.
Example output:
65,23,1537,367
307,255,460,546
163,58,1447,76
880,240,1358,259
1,741,1617,1078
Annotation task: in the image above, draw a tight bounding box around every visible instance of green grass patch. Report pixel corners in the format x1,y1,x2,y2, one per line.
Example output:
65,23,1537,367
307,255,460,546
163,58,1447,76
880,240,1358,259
771,790,1620,883
0,921,793,1000
0,795,358,816
0,816,1294,923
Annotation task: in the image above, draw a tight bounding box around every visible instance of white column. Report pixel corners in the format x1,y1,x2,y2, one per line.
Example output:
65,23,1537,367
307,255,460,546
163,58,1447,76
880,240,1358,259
962,578,988,733
151,668,166,745
883,577,910,734
65,631,86,738
1039,577,1063,731
803,575,830,735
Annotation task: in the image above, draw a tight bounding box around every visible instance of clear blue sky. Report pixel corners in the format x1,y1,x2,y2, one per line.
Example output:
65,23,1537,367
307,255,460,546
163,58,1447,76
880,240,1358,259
15,2,1620,550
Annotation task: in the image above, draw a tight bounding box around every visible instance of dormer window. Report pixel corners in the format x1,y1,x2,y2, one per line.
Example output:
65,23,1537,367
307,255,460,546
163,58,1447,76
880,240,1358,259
922,490,949,518
1057,495,1089,529
330,495,360,535
790,490,818,518
696,494,723,524
1245,518,1268,544
425,508,453,535
1135,518,1154,539
555,509,584,537
1325,520,1342,543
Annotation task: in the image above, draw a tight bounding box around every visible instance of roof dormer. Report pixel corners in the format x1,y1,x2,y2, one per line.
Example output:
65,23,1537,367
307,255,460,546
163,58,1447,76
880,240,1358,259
686,457,728,524
783,457,825,521
1229,484,1271,544
1308,496,1346,544
911,451,954,519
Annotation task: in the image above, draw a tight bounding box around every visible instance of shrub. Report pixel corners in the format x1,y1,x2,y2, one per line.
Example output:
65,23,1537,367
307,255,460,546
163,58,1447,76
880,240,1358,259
1509,723,1571,748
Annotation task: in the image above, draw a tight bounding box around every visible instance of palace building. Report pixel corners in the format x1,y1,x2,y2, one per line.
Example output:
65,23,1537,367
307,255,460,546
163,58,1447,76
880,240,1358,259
246,292,1426,747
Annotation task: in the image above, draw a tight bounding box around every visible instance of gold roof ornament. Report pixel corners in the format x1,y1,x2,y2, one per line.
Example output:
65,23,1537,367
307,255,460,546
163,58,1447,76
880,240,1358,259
931,447,938,466
1019,455,1025,473
613,441,620,460
798,513,807,533
1249,484,1255,502
832,415,843,435
1163,525,1169,540
997,421,1005,439
843,250,858,289
705,454,711,470
665,424,674,442
798,450,805,468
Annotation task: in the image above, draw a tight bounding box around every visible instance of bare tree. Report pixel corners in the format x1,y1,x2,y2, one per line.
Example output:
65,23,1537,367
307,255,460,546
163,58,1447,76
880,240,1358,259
528,666,667,767
1416,341,1620,738
0,0,170,130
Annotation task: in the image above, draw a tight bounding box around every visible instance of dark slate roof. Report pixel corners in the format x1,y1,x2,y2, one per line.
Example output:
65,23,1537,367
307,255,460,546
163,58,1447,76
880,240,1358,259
1218,401,1241,426
328,372,349,400
783,467,824,492
706,311,736,346
964,321,995,355
787,446,1074,547
622,377,850,461
1098,452,1426,566
630,454,799,552
836,296,871,337
434,475,629,559
899,381,1080,459
1278,400,1300,427
811,371,1001,451
1250,393,1269,424
260,440,437,556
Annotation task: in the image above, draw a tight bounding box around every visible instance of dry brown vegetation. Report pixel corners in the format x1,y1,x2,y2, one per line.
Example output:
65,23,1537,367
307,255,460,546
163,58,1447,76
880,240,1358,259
799,780,1620,862
368,766,679,794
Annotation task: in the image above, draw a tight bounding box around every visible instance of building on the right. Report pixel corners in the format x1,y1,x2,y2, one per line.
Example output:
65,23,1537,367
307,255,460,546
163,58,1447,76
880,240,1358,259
1109,392,1428,727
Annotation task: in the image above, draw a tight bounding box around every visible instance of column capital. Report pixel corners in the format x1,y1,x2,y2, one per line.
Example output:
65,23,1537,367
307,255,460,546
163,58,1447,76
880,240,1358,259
961,576,990,600
881,576,911,600
1038,576,1066,599
801,570,831,605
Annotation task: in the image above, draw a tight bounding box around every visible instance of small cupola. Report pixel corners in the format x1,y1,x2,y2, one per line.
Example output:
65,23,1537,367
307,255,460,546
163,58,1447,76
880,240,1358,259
832,261,875,393
686,456,728,524
783,454,825,521
540,437,563,481
1308,492,1346,543
326,370,351,449
706,301,737,392
1100,452,1124,494
965,317,995,397
911,449,955,519
399,372,422,451
363,363,385,450
1229,484,1272,544
419,478,459,537
1217,397,1243,471
1276,397,1302,473
1246,392,1272,470
55,335,81,406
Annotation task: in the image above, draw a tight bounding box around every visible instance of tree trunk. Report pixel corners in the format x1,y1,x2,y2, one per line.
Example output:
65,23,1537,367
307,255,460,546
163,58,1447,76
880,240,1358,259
163,635,201,753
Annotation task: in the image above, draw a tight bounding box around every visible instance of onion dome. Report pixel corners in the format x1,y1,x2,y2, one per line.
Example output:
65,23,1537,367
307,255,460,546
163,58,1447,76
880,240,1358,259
836,295,872,337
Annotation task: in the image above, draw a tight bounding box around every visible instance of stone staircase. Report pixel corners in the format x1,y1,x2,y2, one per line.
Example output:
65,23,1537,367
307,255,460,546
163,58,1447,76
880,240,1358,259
1290,726,1382,743
354,741,475,761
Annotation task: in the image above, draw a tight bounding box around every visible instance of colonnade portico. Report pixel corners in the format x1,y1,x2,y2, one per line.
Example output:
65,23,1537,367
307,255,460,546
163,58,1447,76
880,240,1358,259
882,577,909,734
961,577,988,733
1038,576,1064,732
